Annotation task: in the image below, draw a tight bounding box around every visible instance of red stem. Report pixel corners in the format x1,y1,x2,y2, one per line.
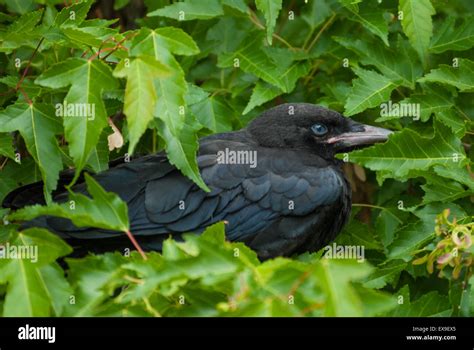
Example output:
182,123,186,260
124,229,147,260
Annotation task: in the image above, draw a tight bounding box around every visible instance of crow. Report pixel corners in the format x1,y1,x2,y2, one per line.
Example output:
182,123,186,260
3,103,392,259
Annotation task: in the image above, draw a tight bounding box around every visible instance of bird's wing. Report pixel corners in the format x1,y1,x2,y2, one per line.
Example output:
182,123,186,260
23,137,345,246
140,140,345,242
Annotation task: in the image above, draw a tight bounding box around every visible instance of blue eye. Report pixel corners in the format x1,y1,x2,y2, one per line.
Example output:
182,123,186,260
311,123,328,136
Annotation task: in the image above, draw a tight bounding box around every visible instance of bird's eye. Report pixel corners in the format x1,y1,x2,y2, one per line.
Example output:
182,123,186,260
311,123,328,136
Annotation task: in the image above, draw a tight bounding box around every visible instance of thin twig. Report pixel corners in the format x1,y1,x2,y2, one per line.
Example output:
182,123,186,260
248,9,294,49
16,37,44,91
305,14,336,52
125,229,147,260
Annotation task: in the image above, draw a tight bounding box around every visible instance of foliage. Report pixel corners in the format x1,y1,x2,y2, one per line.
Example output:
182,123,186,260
0,0,473,317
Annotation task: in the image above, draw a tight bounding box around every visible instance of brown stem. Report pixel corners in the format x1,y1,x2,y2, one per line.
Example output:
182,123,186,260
16,37,44,91
124,229,147,260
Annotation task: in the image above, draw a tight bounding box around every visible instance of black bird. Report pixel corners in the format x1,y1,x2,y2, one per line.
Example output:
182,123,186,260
3,103,392,259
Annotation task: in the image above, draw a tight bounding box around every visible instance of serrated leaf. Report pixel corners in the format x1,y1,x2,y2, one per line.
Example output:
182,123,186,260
363,260,407,289
0,104,62,203
86,131,110,173
222,0,248,13
420,174,472,204
336,218,382,250
435,109,466,137
35,58,118,182
401,93,453,122
6,8,42,34
155,116,209,191
54,0,93,27
154,27,200,56
434,165,474,191
147,0,224,20
388,204,466,260
348,121,467,181
9,174,129,233
0,9,43,52
255,0,282,45
114,56,170,154
243,81,282,114
60,27,103,47
388,288,451,317
218,32,286,91
430,17,474,53
0,228,72,317
130,28,207,191
399,0,435,64
189,90,234,133
336,36,422,88
418,58,474,92
344,67,396,116
344,1,388,46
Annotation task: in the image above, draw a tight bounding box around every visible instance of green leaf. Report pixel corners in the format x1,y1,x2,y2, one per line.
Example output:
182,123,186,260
153,27,200,56
130,28,207,191
221,0,248,13
6,8,42,34
338,0,362,12
189,90,234,133
344,1,388,46
433,165,474,191
0,228,72,317
388,287,451,317
348,121,467,182
9,174,129,233
54,0,93,27
314,259,372,316
400,93,453,122
336,36,422,88
86,131,110,173
243,81,282,114
35,58,118,182
4,0,36,14
336,219,382,250
363,260,407,289
156,116,209,191
399,0,435,64
344,67,396,116
255,0,282,45
0,104,62,203
418,58,474,92
0,158,40,203
114,56,170,154
64,253,127,316
430,17,474,53
302,0,332,28
0,133,15,159
0,9,43,52
147,0,224,20
435,109,466,137
421,174,473,205
218,32,286,91
388,204,466,260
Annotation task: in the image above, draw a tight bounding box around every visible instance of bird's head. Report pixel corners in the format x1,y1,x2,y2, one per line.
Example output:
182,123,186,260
247,103,392,158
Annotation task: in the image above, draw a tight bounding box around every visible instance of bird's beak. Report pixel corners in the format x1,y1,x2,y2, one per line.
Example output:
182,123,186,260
326,122,393,152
